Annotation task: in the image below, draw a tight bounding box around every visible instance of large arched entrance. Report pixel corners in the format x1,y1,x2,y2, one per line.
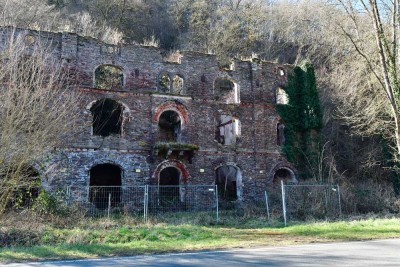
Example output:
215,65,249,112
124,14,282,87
159,166,181,206
273,167,297,185
89,163,122,209
11,166,40,209
215,165,242,201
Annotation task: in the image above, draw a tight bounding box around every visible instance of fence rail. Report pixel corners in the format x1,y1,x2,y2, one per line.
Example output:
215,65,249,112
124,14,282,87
280,181,341,226
6,183,343,226
66,185,219,221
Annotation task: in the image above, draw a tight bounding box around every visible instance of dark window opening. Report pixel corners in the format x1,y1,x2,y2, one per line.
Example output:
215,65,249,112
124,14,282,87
214,78,238,103
11,166,40,209
90,98,124,137
215,165,238,201
89,164,122,209
273,168,294,185
215,78,234,91
95,65,123,90
159,167,180,205
277,123,285,146
159,73,171,93
158,110,181,142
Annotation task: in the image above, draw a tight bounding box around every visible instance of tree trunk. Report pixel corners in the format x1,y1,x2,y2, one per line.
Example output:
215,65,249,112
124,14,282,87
394,110,400,158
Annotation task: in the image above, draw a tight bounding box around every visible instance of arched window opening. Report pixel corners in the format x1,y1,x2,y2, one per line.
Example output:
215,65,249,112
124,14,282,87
24,34,35,45
90,99,124,137
159,73,171,93
216,115,240,145
277,123,285,146
273,168,296,185
158,110,181,142
214,78,239,103
95,65,123,90
15,56,41,92
215,78,234,90
276,88,289,104
172,75,184,95
11,166,40,209
89,164,122,209
159,166,180,206
278,67,285,77
215,165,240,201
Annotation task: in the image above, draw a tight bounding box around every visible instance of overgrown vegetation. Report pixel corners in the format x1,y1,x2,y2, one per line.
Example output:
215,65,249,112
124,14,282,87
1,214,400,262
277,62,323,180
0,0,397,229
0,31,80,215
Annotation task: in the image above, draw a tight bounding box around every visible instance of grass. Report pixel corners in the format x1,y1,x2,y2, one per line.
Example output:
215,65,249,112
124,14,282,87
1,215,400,263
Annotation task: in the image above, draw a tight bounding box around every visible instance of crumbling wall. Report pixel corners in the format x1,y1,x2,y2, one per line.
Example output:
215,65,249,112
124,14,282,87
0,27,296,203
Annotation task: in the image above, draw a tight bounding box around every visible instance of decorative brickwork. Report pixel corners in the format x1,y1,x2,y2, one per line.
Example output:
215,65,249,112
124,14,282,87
0,27,297,203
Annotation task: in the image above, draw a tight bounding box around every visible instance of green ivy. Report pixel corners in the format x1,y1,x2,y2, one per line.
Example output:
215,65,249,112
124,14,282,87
276,61,323,179
380,138,400,195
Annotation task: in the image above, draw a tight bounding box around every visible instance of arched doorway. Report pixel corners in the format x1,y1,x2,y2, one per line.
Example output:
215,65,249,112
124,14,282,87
89,163,122,209
273,168,297,185
159,166,181,206
11,166,40,209
158,110,181,142
215,165,242,201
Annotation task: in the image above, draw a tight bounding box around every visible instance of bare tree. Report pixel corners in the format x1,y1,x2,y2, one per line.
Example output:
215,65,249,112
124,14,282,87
0,29,80,215
331,1,400,159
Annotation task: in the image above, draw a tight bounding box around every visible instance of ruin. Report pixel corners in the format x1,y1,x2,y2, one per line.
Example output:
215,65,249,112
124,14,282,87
0,27,297,206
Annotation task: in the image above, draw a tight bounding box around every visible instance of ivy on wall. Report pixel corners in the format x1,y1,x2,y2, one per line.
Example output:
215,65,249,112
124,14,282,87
380,138,400,195
276,61,323,179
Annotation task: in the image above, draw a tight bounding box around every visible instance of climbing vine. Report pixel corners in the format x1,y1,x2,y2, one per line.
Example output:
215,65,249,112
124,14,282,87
276,61,323,179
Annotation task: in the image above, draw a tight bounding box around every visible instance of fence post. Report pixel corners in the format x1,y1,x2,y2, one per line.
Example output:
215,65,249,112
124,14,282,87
324,187,328,217
143,185,148,223
66,186,71,205
264,191,270,221
215,185,219,223
281,180,287,227
337,185,342,217
107,193,111,219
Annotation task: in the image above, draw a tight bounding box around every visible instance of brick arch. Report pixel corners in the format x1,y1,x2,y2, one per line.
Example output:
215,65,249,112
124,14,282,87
86,98,131,136
214,162,243,201
268,162,297,185
152,160,190,184
153,101,189,125
213,76,240,104
86,98,131,113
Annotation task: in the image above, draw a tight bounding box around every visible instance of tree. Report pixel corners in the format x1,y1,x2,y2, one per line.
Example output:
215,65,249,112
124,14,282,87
0,29,80,214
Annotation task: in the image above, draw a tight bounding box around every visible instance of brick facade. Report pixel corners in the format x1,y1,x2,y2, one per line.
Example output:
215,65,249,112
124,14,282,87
1,27,297,203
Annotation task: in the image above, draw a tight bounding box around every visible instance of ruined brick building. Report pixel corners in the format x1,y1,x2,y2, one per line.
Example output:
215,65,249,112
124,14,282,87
3,27,298,205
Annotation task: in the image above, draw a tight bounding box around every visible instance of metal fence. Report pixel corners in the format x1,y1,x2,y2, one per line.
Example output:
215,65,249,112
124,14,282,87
280,181,341,226
5,183,342,226
65,185,219,222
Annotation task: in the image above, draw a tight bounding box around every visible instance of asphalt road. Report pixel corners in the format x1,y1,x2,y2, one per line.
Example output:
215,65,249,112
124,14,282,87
3,239,400,267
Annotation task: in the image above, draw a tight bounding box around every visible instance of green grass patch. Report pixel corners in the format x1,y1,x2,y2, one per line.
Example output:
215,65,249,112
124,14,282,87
2,217,400,262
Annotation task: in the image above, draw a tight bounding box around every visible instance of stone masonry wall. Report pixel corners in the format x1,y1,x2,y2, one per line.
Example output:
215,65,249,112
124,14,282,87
0,27,297,203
